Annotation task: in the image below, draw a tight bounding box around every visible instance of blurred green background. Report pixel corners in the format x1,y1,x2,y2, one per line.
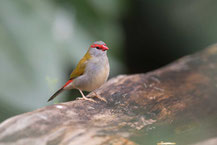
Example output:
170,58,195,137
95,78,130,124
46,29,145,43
1,0,217,144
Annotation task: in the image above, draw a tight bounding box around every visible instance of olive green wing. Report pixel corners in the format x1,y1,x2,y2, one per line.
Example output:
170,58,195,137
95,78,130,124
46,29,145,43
70,51,92,79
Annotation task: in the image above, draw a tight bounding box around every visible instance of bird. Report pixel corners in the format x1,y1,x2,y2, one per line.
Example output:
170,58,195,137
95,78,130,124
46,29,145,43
48,41,110,102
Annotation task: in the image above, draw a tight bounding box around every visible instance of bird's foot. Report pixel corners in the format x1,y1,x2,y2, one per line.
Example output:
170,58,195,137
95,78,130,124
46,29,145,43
77,96,96,103
77,89,96,102
93,92,107,102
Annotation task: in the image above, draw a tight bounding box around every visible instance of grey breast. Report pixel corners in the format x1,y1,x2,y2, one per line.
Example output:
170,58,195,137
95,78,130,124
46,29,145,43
74,56,109,91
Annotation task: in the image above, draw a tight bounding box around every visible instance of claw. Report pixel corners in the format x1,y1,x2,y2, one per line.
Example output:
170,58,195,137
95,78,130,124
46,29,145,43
77,89,96,102
93,92,107,102
77,97,96,102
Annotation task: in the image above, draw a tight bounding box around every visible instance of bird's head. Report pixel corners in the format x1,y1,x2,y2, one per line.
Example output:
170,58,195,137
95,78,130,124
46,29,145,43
88,41,109,56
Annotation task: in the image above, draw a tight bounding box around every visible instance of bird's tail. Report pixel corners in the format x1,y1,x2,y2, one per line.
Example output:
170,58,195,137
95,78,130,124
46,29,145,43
47,87,64,102
47,79,73,102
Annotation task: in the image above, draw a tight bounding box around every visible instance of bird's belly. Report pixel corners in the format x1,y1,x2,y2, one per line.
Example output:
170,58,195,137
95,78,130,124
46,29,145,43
72,66,109,92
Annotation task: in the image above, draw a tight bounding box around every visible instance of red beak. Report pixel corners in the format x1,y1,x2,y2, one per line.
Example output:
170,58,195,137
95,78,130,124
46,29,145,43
102,45,109,51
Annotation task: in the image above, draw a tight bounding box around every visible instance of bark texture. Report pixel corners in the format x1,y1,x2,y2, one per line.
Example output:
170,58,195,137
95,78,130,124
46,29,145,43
1,45,217,145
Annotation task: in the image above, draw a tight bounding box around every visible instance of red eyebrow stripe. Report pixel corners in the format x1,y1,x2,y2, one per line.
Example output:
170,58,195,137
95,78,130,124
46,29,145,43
91,44,102,48
90,44,109,51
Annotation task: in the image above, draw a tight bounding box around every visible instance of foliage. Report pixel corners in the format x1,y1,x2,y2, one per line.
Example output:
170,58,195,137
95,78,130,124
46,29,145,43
0,0,127,122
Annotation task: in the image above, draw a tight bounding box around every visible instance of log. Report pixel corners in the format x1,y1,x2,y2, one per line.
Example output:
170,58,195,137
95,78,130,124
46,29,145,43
1,44,217,145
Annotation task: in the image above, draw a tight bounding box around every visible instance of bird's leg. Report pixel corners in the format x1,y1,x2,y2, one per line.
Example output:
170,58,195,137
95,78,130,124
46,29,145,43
77,89,96,102
93,91,107,102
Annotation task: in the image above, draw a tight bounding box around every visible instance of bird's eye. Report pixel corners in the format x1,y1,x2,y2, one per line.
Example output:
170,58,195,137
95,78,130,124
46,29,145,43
96,47,100,49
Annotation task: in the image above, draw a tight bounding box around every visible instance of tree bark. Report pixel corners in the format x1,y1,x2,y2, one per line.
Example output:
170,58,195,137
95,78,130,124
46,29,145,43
1,45,217,145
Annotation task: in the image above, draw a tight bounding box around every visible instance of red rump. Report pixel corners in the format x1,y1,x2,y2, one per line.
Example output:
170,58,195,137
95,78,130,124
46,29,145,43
90,44,109,51
63,80,73,88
